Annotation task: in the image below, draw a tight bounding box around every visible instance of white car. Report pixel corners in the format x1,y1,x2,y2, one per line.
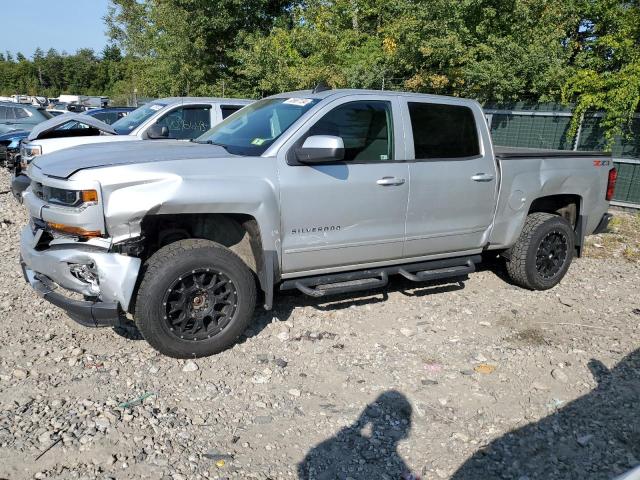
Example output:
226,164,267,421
20,97,253,165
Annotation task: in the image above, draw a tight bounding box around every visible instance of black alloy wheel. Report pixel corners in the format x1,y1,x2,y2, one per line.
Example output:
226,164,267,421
162,268,237,341
535,230,568,279
134,239,256,358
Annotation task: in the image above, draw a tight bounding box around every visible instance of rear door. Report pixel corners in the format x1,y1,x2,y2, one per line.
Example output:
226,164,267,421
403,99,498,257
277,95,409,274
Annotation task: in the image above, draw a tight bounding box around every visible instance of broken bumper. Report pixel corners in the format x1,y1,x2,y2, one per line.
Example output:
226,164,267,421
20,226,141,327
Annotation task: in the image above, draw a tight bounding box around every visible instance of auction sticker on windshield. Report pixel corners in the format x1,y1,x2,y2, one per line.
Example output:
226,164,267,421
283,98,314,107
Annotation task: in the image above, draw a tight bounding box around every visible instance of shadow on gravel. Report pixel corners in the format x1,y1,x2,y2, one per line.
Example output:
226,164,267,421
241,276,470,342
297,390,418,479
451,349,640,480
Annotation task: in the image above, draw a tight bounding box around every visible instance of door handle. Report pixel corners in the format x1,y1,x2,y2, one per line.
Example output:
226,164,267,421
376,176,406,186
471,173,495,182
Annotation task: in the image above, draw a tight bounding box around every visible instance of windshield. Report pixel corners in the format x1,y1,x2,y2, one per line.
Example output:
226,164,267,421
112,102,167,135
196,97,320,155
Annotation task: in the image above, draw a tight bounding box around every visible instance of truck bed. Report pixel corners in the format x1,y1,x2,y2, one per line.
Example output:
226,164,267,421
494,146,611,159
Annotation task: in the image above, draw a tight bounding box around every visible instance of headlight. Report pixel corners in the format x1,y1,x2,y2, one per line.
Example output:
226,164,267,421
47,223,102,238
39,186,99,207
20,144,42,160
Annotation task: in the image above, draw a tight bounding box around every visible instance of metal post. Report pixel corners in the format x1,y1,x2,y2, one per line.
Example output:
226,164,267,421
573,113,584,151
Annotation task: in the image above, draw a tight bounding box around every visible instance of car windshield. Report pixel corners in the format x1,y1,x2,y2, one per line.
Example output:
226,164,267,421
112,102,167,135
196,98,320,155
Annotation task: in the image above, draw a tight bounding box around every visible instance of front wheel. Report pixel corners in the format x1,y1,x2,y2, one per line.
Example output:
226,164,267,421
134,239,256,358
505,212,575,290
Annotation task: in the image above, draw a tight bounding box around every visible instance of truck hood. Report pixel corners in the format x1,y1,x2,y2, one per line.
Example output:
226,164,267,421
27,113,117,141
32,140,233,179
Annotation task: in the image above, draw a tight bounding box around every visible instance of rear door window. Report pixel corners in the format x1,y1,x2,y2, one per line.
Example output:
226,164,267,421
156,106,211,140
0,106,6,120
408,102,479,159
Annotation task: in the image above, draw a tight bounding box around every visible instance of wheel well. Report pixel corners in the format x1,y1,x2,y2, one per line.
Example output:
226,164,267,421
528,195,581,228
139,213,263,274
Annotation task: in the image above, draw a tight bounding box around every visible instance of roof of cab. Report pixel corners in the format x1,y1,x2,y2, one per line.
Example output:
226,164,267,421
156,97,254,105
268,88,480,106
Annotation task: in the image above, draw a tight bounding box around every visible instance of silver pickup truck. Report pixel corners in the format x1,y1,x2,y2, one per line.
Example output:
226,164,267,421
19,88,617,358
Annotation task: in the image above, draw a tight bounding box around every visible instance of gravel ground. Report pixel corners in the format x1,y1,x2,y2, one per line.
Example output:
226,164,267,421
0,170,639,480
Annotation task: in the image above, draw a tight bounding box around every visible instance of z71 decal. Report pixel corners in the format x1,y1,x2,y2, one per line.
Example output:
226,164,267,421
593,160,612,167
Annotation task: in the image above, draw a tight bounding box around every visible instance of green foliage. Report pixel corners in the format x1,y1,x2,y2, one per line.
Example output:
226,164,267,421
0,47,128,98
563,0,640,147
0,0,637,143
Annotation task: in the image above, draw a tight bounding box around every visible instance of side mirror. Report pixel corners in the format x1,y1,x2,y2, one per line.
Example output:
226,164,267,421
147,124,169,139
296,135,345,163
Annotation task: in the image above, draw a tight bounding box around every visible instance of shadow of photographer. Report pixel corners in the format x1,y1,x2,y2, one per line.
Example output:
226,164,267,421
298,390,419,479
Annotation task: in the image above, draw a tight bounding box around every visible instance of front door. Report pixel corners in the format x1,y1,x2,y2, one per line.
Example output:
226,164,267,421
278,96,409,274
403,100,498,257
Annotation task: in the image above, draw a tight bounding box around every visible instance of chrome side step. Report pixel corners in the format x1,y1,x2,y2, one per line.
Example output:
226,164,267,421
281,255,480,298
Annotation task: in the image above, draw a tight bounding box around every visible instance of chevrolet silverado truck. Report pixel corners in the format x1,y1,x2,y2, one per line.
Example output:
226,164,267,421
19,89,616,358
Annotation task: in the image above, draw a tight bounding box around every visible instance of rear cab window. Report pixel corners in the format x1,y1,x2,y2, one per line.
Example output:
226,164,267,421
408,102,479,159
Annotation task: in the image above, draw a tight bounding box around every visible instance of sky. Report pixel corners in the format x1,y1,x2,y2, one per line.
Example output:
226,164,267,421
1,0,111,57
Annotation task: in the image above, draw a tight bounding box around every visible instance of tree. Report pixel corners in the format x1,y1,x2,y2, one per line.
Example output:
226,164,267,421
105,0,290,97
563,0,640,146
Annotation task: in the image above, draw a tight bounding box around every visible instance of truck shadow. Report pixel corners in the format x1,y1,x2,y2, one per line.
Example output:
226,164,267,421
112,275,469,342
450,349,640,480
243,276,468,342
297,389,417,479
113,254,506,343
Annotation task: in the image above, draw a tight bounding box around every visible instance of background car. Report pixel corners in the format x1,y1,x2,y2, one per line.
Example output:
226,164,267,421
1,107,136,172
0,101,53,134
0,129,28,169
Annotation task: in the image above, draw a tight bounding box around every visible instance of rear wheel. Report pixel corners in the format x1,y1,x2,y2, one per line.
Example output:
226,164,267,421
134,239,256,358
505,212,575,290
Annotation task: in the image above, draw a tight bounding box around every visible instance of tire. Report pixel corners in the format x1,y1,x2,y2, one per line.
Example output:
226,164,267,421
134,239,256,358
505,212,575,290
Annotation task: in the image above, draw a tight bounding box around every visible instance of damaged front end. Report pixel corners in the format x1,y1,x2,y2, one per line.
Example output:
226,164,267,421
19,169,141,327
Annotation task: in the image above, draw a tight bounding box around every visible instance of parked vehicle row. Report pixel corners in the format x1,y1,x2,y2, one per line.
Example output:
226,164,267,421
0,101,53,134
17,87,616,358
10,98,252,199
3,107,134,194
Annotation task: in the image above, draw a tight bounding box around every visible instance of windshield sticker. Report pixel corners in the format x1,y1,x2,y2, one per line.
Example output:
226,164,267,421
149,104,163,111
251,138,266,146
283,98,313,107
